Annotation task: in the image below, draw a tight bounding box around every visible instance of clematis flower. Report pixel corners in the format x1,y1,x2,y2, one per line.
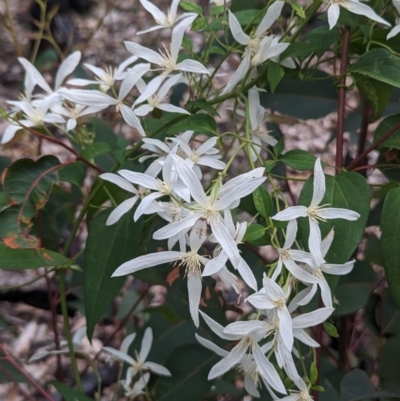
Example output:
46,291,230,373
59,63,150,136
103,327,171,377
67,55,138,92
272,158,360,266
112,220,209,327
221,2,287,95
153,155,266,268
202,209,258,291
327,0,390,30
121,372,150,400
279,378,313,401
303,229,355,308
125,16,209,76
135,74,190,116
387,17,400,39
137,0,197,35
199,311,287,394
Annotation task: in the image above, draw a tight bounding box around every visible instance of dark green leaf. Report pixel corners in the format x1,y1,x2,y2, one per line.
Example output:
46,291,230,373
307,26,339,57
84,210,144,340
154,344,216,401
273,136,285,157
281,149,317,170
187,99,219,116
253,186,273,219
243,224,266,243
340,369,400,401
3,155,60,223
50,381,95,401
207,10,260,31
373,113,400,150
167,114,217,135
210,5,224,15
355,75,392,122
268,63,285,93
59,161,85,188
310,361,318,384
381,187,400,310
350,49,400,88
0,243,71,269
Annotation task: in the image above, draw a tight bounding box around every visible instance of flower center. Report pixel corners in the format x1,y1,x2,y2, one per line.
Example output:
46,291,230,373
180,251,202,275
273,298,285,308
248,37,261,56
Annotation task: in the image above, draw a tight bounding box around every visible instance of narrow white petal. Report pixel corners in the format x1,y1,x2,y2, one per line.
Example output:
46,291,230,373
119,63,150,100
321,260,355,275
137,25,165,35
223,321,267,337
176,59,210,75
18,57,52,94
124,41,164,65
171,15,197,59
273,206,308,221
195,334,228,357
288,285,316,313
284,259,319,284
143,361,172,376
244,374,261,398
158,103,191,114
135,75,165,105
55,51,81,89
112,251,182,276
321,228,335,258
140,327,153,361
121,105,146,137
237,258,258,291
187,271,202,327
256,1,284,36
101,173,137,193
140,0,165,24
246,292,275,310
197,157,226,169
135,104,154,117
308,218,323,266
283,219,297,249
67,78,98,86
221,52,251,95
134,192,163,221
120,333,136,354
202,252,227,276
84,64,107,79
158,74,182,99
1,124,21,144
217,266,240,294
343,1,390,26
292,307,334,329
327,4,340,30
208,340,248,379
293,328,320,348
278,308,293,351
66,119,77,131
118,170,159,190
103,347,136,365
263,276,285,300
297,284,318,307
153,212,202,240
311,158,325,206
318,278,333,308
387,24,400,40
318,207,360,221
106,197,138,225
58,88,116,108
228,10,250,45
252,342,286,394
199,311,238,340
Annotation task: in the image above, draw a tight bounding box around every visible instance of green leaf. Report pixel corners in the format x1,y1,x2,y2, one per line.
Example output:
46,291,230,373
0,243,71,269
80,142,113,160
268,63,285,93
207,10,260,31
350,49,400,88
167,114,217,135
340,369,400,401
298,171,370,290
210,5,224,15
253,186,273,219
243,224,266,243
50,381,95,401
291,3,305,18
355,75,392,122
381,187,400,310
180,1,202,14
3,155,60,224
84,210,144,340
373,113,400,150
59,161,85,188
281,149,317,170
154,344,216,401
310,361,318,384
186,99,219,116
307,26,339,58
273,136,285,157
323,321,339,337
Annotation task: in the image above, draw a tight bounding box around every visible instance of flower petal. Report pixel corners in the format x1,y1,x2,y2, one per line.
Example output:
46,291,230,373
55,51,81,89
124,41,164,65
228,10,250,45
100,173,137,193
342,1,390,26
321,260,355,275
175,59,210,75
153,212,202,240
143,361,172,376
318,207,360,221
237,258,258,291
327,4,340,30
256,1,284,36
103,347,135,365
292,307,334,329
187,271,202,327
118,170,159,190
120,333,136,354
140,327,153,361
106,197,138,225
195,334,228,357
273,206,308,221
311,158,325,206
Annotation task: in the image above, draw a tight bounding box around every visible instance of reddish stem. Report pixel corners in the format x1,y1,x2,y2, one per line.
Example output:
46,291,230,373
335,27,350,173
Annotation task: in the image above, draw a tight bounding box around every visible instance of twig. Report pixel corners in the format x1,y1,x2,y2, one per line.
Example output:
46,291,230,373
355,101,371,169
2,0,22,57
335,27,350,173
348,121,400,171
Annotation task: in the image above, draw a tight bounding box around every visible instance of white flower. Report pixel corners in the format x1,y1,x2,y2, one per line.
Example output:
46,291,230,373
202,209,258,291
246,275,294,351
117,151,190,221
327,0,390,30
272,219,319,284
153,155,266,269
138,0,197,35
221,2,287,94
112,220,208,327
59,63,150,136
121,371,150,400
125,16,210,76
272,158,360,266
279,378,313,401
67,55,138,91
199,311,287,394
303,229,355,308
135,74,190,116
103,327,171,377
387,17,400,39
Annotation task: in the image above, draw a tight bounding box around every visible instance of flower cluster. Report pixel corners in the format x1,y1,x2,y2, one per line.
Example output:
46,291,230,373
2,0,382,398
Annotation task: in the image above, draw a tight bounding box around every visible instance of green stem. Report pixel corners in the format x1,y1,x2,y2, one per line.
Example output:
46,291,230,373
59,270,83,392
